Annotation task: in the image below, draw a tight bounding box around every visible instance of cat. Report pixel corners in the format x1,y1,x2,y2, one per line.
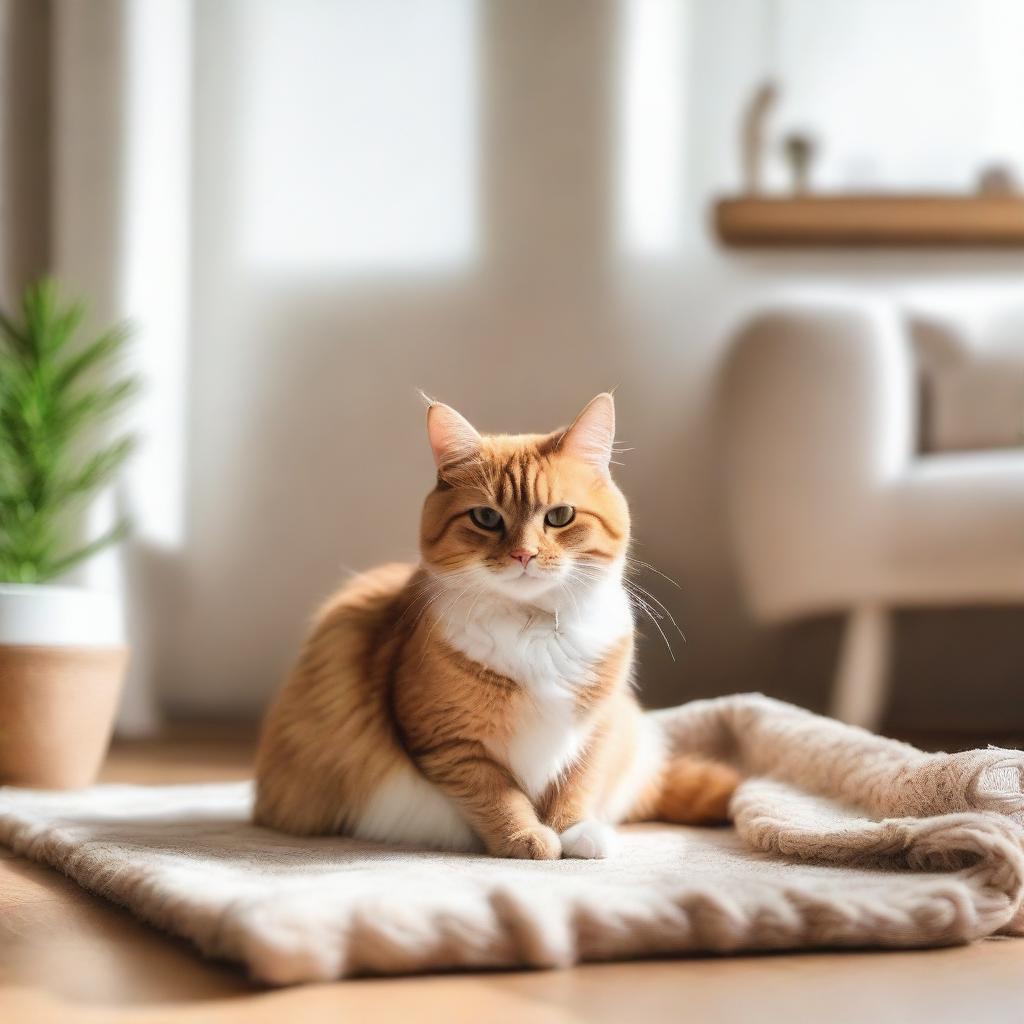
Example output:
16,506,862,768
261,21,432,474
254,393,738,859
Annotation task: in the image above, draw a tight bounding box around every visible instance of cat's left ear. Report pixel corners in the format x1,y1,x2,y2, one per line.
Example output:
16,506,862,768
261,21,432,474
558,392,615,475
424,398,482,471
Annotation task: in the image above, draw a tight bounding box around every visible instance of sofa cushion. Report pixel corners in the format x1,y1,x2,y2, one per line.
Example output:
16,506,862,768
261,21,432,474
908,309,1024,453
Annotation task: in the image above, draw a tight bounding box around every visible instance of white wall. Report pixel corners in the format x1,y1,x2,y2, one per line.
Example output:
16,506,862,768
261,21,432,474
156,0,1024,722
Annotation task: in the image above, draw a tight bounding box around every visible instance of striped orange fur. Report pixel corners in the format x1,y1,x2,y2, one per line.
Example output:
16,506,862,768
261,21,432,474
254,394,739,859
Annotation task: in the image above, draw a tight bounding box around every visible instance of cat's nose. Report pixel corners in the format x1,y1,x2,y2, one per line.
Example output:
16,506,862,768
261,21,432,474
509,549,536,568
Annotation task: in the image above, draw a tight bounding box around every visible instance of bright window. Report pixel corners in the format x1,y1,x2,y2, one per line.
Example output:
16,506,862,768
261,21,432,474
616,0,687,256
236,0,479,274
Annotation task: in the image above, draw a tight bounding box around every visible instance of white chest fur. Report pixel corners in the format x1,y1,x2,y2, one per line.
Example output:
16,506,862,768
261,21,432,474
440,575,633,798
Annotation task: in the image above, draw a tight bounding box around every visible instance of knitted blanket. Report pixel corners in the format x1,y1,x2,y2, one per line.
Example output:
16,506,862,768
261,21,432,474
1,694,1022,984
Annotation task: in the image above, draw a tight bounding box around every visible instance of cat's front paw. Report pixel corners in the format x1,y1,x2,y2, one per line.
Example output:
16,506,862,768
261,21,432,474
559,820,618,859
496,824,562,860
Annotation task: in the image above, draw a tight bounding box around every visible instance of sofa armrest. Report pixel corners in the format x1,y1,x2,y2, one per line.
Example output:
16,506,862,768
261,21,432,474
719,301,915,621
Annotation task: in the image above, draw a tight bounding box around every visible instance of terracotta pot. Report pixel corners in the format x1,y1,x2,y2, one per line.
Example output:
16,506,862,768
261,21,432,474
0,585,127,788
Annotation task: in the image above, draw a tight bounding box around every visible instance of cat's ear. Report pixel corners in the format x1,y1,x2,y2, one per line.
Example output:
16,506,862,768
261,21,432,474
558,392,615,474
424,397,482,470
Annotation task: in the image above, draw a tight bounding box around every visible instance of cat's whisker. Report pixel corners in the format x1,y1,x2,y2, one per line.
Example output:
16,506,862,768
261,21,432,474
395,585,439,627
559,577,583,621
623,556,682,590
620,576,666,611
408,590,450,631
622,578,678,623
419,580,477,664
464,582,487,627
564,568,605,593
582,559,680,627
613,587,676,661
635,600,676,661
569,558,686,648
621,578,686,642
623,593,667,622
399,567,479,629
405,593,448,631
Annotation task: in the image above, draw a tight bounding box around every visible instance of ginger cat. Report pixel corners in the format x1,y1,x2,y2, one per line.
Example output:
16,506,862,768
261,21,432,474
254,394,738,859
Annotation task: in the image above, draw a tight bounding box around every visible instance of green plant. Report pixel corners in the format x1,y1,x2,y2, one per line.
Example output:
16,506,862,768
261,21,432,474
0,279,138,584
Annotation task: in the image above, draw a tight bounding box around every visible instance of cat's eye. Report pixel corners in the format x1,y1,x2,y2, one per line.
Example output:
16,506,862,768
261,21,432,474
545,505,575,528
469,506,503,531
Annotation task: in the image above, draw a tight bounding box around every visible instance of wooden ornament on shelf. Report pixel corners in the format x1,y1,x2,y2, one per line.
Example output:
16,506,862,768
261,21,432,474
741,80,778,195
782,132,816,195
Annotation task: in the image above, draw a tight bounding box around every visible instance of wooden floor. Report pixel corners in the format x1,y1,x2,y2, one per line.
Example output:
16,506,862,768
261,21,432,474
2,732,1024,1023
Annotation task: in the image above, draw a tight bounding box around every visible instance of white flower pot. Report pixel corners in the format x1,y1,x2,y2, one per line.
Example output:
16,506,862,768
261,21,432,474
0,584,128,788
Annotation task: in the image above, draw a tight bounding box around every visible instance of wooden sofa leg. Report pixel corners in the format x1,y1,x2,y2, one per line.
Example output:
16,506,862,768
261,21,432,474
831,604,891,729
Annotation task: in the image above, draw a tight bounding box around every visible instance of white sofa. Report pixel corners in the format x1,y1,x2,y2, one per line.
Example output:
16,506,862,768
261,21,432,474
719,299,1024,728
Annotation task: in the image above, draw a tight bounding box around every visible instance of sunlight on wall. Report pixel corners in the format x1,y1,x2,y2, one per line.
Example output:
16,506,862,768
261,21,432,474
235,0,479,274
121,0,192,549
616,0,687,257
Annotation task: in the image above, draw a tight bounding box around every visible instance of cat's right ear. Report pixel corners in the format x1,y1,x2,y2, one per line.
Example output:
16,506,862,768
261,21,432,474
423,396,481,470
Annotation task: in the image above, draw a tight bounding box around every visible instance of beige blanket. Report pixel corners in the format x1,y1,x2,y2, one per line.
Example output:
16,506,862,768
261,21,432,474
1,694,1022,984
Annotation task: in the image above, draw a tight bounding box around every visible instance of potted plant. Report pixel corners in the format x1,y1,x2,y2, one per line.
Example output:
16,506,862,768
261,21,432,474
0,279,138,788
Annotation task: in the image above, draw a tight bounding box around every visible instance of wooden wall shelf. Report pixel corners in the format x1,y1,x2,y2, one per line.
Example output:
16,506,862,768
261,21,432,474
714,195,1024,247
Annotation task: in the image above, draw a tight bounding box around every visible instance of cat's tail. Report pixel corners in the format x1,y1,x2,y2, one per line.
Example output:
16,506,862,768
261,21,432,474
630,754,741,825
